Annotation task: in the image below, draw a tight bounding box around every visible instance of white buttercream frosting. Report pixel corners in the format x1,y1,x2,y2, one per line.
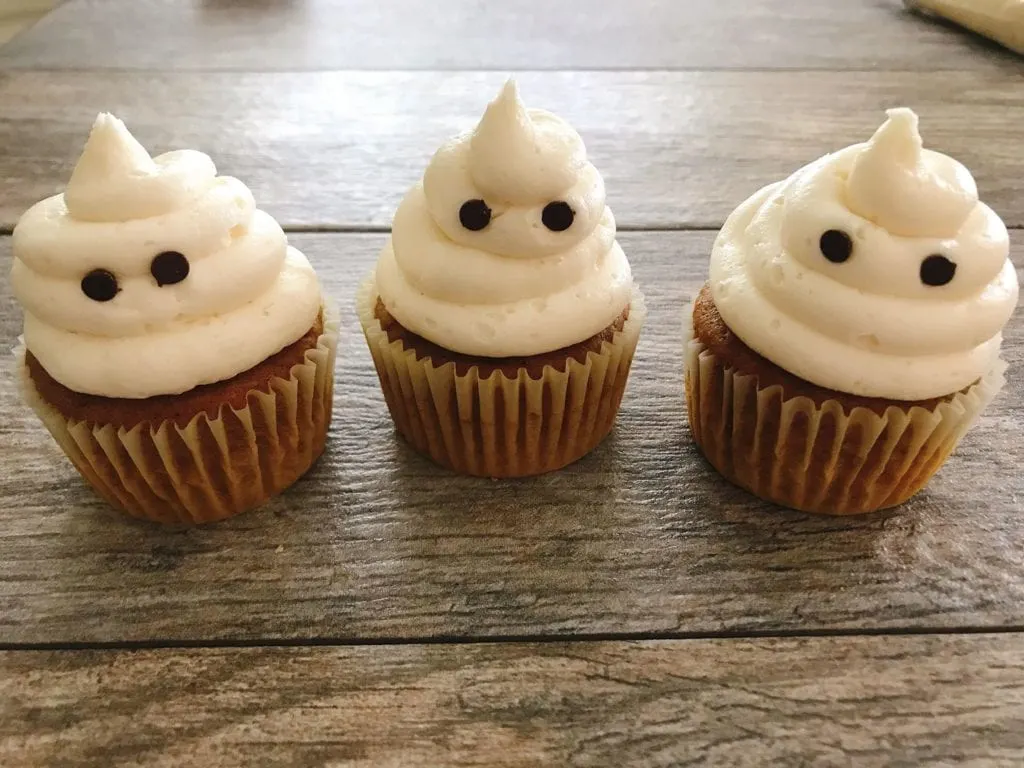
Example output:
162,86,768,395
375,79,633,357
12,113,321,398
710,108,1017,401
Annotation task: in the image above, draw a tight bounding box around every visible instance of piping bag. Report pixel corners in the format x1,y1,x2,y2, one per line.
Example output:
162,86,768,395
905,0,1024,54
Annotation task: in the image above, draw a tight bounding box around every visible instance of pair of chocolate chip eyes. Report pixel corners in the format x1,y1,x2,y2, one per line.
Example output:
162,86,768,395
80,251,190,302
458,200,575,233
819,229,957,287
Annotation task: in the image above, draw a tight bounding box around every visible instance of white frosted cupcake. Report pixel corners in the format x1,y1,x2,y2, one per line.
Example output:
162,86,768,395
686,108,1018,515
358,80,646,477
13,114,338,524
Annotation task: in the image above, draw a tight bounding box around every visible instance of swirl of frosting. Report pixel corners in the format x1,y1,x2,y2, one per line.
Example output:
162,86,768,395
374,80,632,357
710,108,1018,401
12,113,321,398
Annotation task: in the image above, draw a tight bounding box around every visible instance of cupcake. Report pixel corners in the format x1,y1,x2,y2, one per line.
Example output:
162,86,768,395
685,108,1018,515
358,80,645,478
12,114,338,524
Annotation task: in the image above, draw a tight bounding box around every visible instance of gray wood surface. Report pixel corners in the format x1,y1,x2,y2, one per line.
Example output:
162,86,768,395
3,0,1024,759
1,0,1019,72
4,634,1024,767
1,69,1023,232
2,231,1021,645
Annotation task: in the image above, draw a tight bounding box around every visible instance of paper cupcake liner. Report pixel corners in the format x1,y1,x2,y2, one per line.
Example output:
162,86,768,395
683,308,1005,515
358,278,646,478
17,300,340,525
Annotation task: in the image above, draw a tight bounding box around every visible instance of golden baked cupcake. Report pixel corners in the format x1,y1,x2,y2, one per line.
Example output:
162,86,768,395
685,108,1017,515
13,114,338,524
358,80,645,477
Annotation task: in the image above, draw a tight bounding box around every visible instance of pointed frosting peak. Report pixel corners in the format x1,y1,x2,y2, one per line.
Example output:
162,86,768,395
63,113,217,223
846,107,978,238
468,78,585,204
865,107,922,164
471,79,530,153
485,78,525,126
67,113,157,188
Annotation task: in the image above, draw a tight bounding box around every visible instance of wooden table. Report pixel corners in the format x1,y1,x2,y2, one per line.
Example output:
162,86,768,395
1,2,1023,765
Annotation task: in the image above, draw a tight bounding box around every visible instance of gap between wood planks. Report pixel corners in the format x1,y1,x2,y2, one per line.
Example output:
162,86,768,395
3,624,1024,652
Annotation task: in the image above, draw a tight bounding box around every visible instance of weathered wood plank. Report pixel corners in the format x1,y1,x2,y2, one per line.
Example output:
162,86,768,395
1,0,1018,72
2,70,1024,231
1,232,1021,644
3,634,1024,767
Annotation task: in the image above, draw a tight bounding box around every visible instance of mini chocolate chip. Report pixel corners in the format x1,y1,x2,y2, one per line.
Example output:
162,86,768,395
920,254,956,287
151,251,190,287
459,199,492,231
819,229,853,263
81,269,119,302
542,201,575,232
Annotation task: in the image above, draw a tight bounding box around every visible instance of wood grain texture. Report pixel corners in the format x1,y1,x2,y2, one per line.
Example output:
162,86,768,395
3,634,1024,767
0,0,1018,72
1,232,1022,645
2,69,1024,232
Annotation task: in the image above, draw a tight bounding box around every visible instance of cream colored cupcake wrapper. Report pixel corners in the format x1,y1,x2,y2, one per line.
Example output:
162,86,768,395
17,299,340,525
683,307,1005,515
358,278,646,478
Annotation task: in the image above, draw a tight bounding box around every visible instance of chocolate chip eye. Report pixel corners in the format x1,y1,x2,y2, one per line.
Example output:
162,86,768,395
542,201,575,232
920,254,956,287
81,269,119,302
151,251,190,287
819,229,853,263
459,199,492,231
